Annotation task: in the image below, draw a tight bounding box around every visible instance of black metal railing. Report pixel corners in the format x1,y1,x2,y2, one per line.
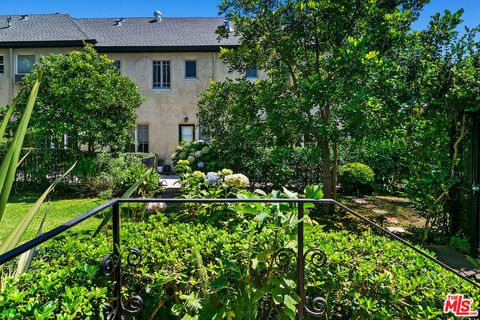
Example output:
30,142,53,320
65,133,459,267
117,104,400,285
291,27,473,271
0,198,478,320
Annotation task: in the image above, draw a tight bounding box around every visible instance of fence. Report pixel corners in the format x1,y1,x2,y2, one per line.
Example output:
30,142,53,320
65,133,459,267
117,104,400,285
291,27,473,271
0,197,477,320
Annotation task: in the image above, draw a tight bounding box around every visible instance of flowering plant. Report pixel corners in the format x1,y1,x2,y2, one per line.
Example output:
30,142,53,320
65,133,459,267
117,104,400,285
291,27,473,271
172,140,216,172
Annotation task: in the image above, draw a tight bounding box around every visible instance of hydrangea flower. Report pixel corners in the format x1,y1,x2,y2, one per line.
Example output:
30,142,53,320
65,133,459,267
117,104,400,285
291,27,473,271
192,171,206,180
221,169,233,175
179,152,186,159
224,173,249,188
206,172,219,184
202,146,210,154
194,151,203,158
197,162,205,168
171,153,176,160
187,155,195,163
177,160,190,166
146,202,167,213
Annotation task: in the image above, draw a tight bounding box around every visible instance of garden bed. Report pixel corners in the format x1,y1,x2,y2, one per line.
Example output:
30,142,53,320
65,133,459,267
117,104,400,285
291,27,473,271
1,206,478,319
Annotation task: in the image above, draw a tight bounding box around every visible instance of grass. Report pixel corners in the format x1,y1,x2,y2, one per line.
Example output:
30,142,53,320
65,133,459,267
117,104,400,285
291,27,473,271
0,195,106,244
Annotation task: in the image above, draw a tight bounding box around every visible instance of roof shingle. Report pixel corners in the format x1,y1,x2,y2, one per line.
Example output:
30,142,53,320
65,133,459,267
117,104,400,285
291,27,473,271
0,13,237,49
0,14,91,42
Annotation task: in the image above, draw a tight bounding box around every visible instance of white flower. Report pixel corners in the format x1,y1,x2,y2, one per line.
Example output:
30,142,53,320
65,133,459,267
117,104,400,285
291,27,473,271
146,202,167,213
224,174,249,188
188,155,195,163
194,150,203,158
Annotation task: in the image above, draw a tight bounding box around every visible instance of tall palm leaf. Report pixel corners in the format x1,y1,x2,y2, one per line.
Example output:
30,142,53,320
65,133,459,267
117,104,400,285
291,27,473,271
0,75,42,222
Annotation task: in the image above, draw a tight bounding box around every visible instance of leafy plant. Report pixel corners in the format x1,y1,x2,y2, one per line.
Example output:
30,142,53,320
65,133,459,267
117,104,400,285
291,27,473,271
0,76,42,221
338,162,375,195
449,232,471,254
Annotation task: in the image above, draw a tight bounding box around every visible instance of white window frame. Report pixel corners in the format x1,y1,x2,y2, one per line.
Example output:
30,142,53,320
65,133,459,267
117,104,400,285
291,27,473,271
152,60,171,89
16,54,36,75
184,60,197,80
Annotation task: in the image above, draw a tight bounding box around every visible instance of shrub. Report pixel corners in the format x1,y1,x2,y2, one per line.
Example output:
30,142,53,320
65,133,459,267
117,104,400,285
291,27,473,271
338,162,375,195
82,152,162,198
449,232,471,254
172,140,215,172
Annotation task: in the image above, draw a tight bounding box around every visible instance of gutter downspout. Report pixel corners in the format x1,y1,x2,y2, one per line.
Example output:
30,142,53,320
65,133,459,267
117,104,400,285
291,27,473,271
9,48,14,102
212,52,216,82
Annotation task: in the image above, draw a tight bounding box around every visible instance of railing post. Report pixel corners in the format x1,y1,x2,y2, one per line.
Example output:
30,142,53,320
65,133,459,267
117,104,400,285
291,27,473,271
112,202,122,320
297,202,305,320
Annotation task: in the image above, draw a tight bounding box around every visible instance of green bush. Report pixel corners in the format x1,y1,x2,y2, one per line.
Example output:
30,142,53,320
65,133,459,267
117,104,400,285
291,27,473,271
338,162,375,195
449,232,471,254
172,140,215,172
81,152,162,198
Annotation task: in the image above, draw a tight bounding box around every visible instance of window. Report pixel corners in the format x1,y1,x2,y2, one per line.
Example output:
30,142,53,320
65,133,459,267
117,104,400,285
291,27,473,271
17,55,35,74
246,66,258,79
137,124,149,153
185,60,197,79
0,56,4,74
153,60,170,89
113,60,121,72
179,125,195,143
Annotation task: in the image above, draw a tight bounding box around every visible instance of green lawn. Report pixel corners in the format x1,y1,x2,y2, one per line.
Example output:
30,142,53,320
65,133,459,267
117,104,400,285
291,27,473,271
1,195,106,243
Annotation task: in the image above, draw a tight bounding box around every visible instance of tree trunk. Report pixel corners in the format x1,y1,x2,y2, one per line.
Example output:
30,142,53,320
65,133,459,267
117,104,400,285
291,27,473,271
322,139,334,213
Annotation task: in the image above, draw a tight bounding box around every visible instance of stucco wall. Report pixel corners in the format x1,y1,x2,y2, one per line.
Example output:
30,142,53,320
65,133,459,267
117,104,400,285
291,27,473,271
0,47,263,164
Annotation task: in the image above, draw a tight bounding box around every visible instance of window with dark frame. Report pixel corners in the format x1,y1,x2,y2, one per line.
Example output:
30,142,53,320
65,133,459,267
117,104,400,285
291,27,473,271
185,60,197,79
137,124,149,153
246,66,258,79
0,56,4,74
179,124,195,143
153,60,171,89
113,60,121,72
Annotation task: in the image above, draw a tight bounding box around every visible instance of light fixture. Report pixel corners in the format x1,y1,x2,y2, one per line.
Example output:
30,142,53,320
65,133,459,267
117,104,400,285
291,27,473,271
184,116,189,123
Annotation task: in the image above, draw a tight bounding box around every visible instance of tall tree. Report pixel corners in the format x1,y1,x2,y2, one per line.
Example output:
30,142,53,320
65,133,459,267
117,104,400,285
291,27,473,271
213,0,428,201
17,45,144,152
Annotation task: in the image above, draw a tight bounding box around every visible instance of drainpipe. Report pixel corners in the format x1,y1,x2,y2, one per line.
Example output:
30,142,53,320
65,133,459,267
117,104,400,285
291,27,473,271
212,52,216,81
9,48,14,102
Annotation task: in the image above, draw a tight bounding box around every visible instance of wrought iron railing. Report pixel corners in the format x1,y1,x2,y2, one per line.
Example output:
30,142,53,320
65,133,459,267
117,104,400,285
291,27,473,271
0,198,478,320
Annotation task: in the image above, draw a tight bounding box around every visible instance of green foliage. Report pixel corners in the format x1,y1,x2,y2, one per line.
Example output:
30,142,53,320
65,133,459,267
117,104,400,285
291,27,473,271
81,153,162,198
1,203,478,319
338,162,375,195
0,76,42,222
198,79,322,188
16,44,144,152
449,232,471,254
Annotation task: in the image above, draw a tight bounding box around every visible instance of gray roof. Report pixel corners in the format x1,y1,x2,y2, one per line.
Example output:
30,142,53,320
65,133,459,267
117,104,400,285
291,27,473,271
76,17,237,48
0,14,92,43
0,13,237,50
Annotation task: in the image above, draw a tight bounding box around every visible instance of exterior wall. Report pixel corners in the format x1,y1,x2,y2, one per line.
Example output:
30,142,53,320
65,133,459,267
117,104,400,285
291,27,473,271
0,47,80,105
0,47,264,165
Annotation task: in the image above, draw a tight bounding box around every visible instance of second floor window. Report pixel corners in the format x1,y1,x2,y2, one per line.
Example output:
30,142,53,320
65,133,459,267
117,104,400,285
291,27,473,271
153,60,170,89
0,56,4,74
185,60,196,79
17,55,35,75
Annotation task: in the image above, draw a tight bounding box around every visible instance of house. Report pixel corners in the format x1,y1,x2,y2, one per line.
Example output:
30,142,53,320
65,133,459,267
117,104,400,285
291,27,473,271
0,12,260,164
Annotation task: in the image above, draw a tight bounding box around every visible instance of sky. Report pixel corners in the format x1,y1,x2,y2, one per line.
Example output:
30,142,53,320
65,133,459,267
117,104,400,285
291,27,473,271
0,0,478,31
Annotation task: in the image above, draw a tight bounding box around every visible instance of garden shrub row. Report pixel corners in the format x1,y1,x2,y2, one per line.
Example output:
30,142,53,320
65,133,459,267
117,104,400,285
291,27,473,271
0,148,158,196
